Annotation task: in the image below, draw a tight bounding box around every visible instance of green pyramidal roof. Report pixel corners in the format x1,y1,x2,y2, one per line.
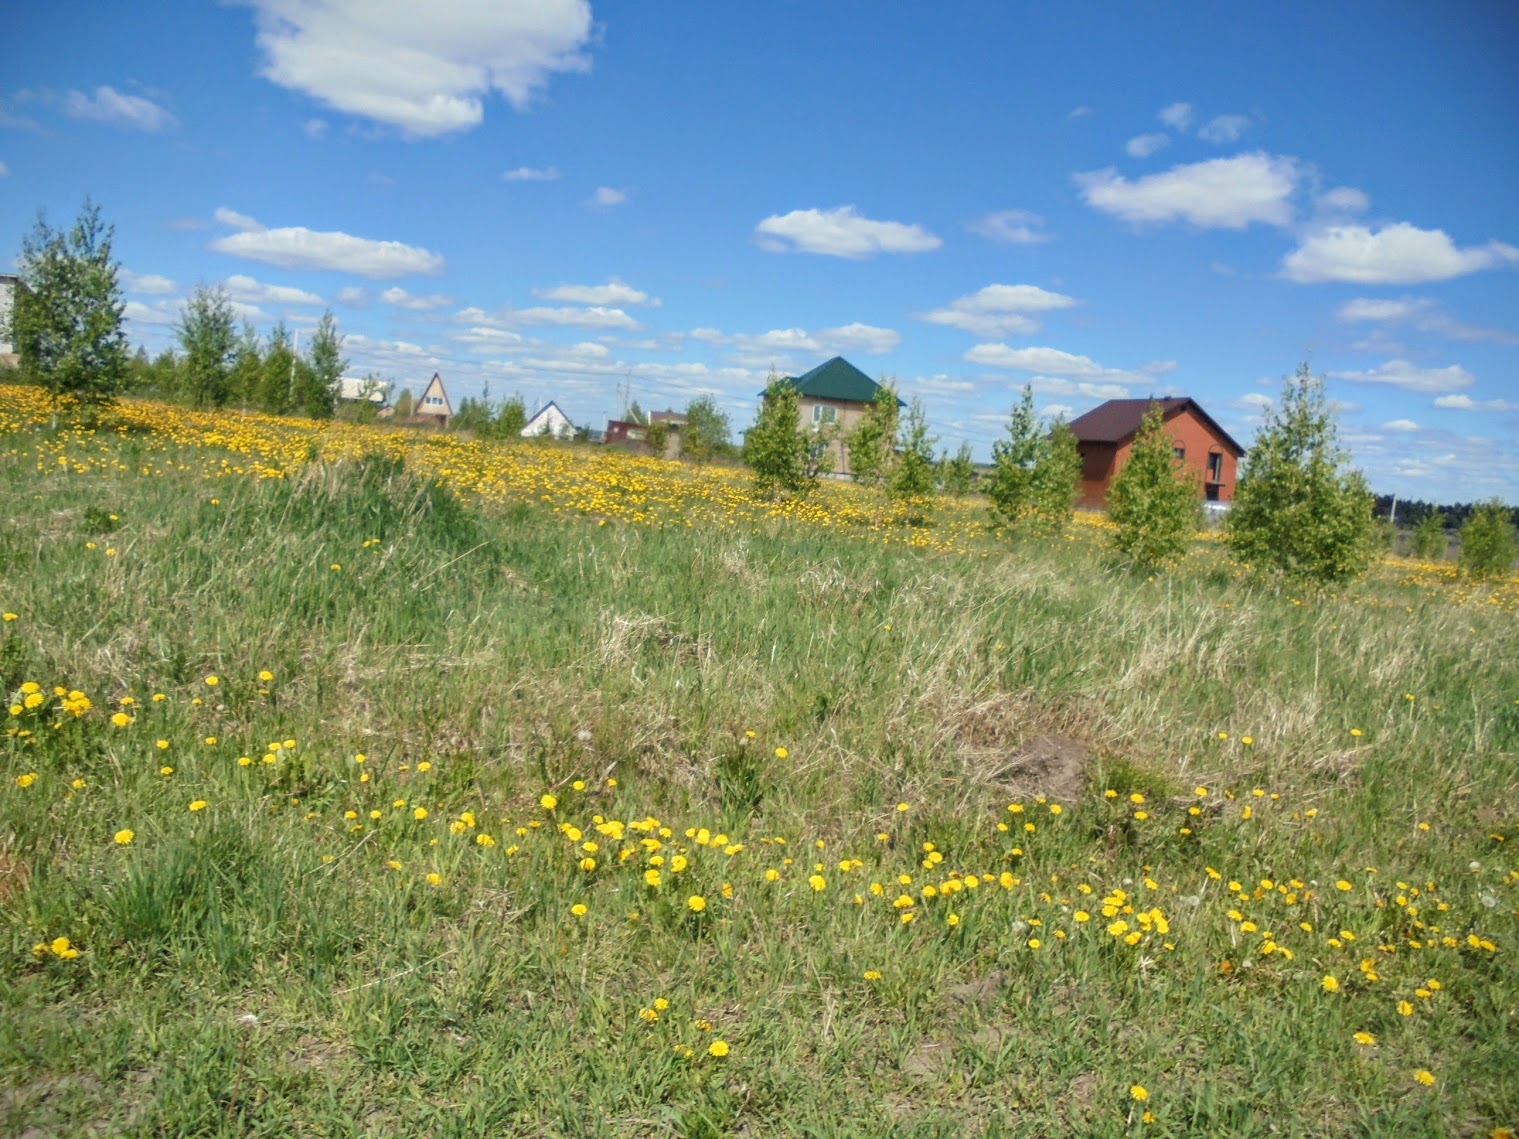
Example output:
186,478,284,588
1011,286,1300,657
784,357,901,404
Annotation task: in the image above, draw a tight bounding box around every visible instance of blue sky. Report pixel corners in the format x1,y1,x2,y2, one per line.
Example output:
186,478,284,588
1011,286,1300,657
3,1,1517,502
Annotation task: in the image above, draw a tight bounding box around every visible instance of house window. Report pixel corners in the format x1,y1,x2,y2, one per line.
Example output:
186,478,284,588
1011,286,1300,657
1207,453,1223,481
1174,446,1186,460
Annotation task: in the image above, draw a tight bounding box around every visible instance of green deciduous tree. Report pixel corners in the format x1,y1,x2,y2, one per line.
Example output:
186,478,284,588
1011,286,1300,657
1108,404,1202,569
744,373,815,499
496,395,527,438
296,310,344,419
258,323,296,414
844,383,900,487
682,395,732,464
889,397,938,521
229,322,263,411
940,442,975,496
1457,499,1518,581
1410,511,1447,561
177,284,238,408
1225,364,1378,585
985,386,1080,536
11,198,130,420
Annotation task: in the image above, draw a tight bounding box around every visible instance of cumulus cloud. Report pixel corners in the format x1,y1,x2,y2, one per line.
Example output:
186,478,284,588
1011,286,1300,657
1316,186,1369,215
532,279,659,306
967,209,1050,244
1328,359,1475,394
1282,222,1519,284
503,165,561,182
303,117,328,139
1125,133,1170,158
754,205,942,258
965,344,1110,376
63,86,177,131
1335,294,1519,344
225,273,325,305
1382,418,1421,432
244,0,593,137
122,270,178,296
380,286,455,310
1433,394,1519,412
0,160,8,177
513,305,640,329
122,300,178,326
590,186,628,207
1158,102,1195,131
920,284,1078,338
817,322,901,355
1075,152,1299,229
1198,114,1250,143
209,207,445,278
335,286,369,306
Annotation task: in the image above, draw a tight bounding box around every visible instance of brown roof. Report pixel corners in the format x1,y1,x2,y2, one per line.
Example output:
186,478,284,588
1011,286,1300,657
1067,398,1244,455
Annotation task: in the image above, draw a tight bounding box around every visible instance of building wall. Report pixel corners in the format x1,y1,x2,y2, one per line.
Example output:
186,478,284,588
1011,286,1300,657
797,397,873,475
1079,408,1239,507
0,275,16,358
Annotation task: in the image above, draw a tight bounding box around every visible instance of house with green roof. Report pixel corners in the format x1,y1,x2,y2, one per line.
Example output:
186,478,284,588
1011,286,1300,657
769,357,903,476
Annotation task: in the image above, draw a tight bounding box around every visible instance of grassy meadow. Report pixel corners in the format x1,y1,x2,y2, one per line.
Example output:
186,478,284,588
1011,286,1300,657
1,383,1517,1137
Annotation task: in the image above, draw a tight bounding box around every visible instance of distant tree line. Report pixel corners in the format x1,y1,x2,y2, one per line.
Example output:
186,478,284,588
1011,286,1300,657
1372,495,1519,531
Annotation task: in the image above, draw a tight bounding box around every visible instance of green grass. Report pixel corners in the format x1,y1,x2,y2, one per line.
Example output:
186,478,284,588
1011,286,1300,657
1,431,1517,1137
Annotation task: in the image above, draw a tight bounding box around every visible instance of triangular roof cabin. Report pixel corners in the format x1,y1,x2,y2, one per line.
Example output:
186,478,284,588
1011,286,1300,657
416,373,453,421
523,400,575,437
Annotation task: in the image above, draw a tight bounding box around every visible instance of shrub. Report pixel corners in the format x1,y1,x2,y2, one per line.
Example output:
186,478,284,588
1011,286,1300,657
888,397,937,521
744,374,827,499
1225,364,1377,585
1410,511,1446,561
1108,404,1201,569
1458,500,1518,581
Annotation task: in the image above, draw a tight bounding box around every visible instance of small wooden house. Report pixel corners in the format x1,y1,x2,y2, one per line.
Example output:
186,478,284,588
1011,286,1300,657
415,373,453,427
1068,397,1244,508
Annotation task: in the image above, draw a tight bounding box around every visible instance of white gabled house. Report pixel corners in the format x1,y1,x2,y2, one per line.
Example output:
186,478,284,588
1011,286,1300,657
523,400,575,439
336,375,390,406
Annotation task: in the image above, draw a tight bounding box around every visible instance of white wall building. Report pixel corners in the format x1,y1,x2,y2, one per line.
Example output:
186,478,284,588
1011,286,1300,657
0,274,17,362
523,400,575,439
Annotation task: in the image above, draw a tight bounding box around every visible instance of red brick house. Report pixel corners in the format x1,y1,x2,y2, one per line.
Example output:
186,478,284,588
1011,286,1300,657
1068,398,1244,509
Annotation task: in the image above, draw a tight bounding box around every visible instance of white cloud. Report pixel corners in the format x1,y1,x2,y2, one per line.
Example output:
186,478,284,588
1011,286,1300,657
818,322,901,355
1434,394,1519,412
514,305,640,329
965,344,1109,376
503,165,561,182
1158,102,1195,131
755,205,942,259
1040,403,1076,420
920,284,1078,338
1382,418,1421,432
303,117,328,139
590,186,628,207
63,86,177,131
225,273,325,306
1282,222,1519,284
1335,294,1519,345
532,279,659,306
1337,297,1428,323
1237,392,1276,410
1075,152,1299,229
1317,186,1369,215
380,286,454,310
1125,133,1170,158
1328,359,1475,394
210,207,444,278
122,270,178,296
1198,114,1250,143
1068,105,1093,119
122,300,177,326
452,326,528,351
0,161,8,177
967,209,1050,245
245,0,593,137
335,286,369,306
214,207,263,231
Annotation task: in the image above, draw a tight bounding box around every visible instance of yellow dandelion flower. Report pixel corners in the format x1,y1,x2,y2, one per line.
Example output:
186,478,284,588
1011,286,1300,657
114,828,135,845
1130,1085,1149,1102
707,1040,730,1058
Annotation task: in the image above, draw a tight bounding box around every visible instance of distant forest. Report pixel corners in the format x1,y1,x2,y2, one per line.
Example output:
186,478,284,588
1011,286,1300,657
1374,495,1519,530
